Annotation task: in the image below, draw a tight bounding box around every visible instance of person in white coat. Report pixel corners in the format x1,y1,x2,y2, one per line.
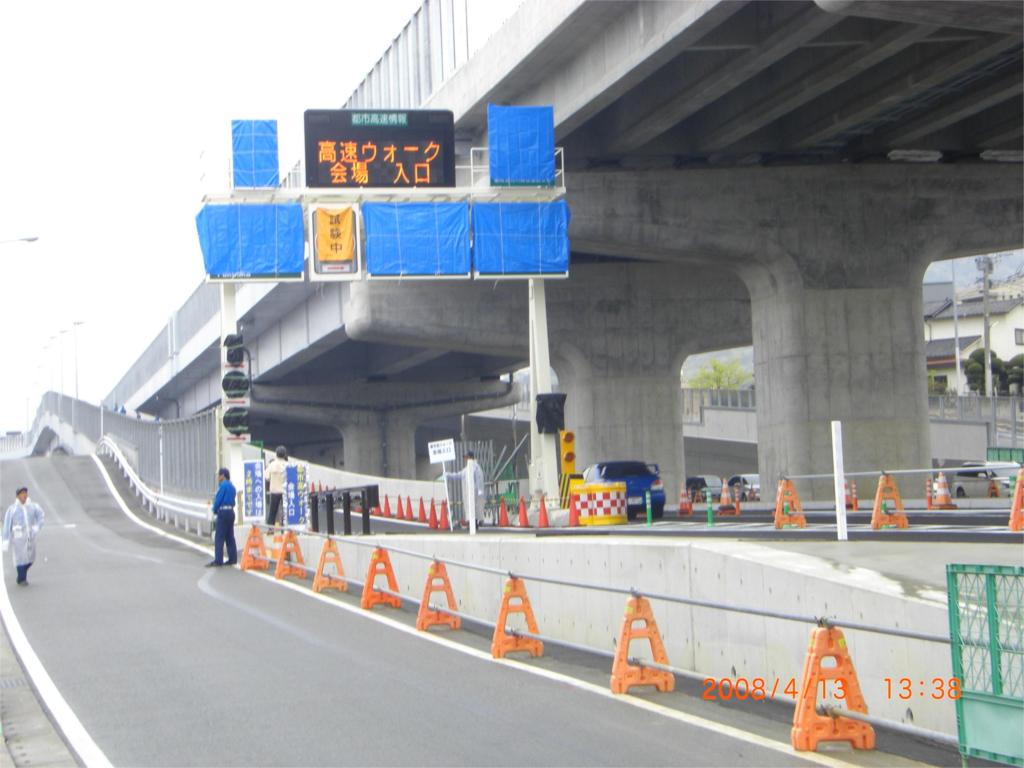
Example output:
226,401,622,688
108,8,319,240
2,487,45,586
444,452,485,527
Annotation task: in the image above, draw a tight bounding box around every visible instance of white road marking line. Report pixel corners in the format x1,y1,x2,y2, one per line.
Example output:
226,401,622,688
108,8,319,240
0,570,112,768
91,455,895,768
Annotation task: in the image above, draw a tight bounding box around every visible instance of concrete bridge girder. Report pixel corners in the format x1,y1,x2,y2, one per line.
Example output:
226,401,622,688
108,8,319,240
568,163,1024,492
339,263,752,497
252,380,521,478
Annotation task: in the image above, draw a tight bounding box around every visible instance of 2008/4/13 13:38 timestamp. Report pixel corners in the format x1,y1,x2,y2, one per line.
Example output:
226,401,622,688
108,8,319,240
884,677,962,699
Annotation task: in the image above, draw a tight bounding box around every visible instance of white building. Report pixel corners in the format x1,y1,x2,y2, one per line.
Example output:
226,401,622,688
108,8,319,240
924,292,1024,392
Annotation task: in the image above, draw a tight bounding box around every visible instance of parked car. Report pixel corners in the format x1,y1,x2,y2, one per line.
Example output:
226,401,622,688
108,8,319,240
727,474,761,501
581,461,665,519
685,475,724,503
951,462,1019,497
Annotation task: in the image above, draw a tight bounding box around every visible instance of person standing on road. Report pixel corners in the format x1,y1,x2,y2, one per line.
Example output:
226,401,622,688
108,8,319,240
265,446,289,531
206,468,237,567
2,487,45,586
444,452,486,527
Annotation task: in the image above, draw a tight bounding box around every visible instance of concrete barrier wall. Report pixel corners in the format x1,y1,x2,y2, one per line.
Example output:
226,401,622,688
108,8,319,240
283,531,955,736
929,419,989,463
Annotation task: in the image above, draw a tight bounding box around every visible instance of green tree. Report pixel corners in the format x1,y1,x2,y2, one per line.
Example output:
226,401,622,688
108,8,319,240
687,359,752,389
965,348,1007,393
1008,354,1024,392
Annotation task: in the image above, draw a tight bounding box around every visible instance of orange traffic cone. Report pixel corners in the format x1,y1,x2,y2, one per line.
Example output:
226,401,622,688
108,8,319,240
988,479,1001,498
439,500,451,530
926,476,934,510
1010,471,1023,532
517,497,530,528
382,495,392,518
718,486,737,516
428,501,439,529
498,497,510,527
568,494,580,527
678,486,693,516
538,496,550,528
418,498,427,524
932,472,957,510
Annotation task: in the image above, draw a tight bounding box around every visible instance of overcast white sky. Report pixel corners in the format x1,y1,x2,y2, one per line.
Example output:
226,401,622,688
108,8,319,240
0,0,532,433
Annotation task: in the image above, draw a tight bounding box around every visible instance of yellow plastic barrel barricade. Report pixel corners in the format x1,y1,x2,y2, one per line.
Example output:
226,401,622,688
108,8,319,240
578,482,628,526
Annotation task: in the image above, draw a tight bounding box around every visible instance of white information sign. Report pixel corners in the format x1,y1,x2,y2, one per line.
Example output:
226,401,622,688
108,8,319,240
428,438,457,464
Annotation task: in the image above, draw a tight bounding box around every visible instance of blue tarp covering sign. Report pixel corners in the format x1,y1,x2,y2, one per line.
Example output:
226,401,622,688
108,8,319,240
472,201,570,276
488,105,556,186
232,119,280,188
363,202,471,277
243,460,265,522
196,203,305,279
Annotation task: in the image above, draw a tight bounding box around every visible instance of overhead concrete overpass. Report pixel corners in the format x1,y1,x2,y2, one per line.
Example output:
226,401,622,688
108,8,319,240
107,0,1023,499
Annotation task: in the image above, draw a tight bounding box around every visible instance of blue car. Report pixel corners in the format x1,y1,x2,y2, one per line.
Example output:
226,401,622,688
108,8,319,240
581,461,666,519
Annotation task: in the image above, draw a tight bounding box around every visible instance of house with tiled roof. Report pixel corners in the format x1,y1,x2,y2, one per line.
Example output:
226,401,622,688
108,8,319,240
924,294,1024,392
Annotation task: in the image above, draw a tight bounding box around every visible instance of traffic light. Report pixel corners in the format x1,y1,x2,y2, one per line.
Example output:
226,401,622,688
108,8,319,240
559,430,576,476
222,333,250,440
222,406,250,436
221,369,250,398
535,393,566,434
223,333,245,365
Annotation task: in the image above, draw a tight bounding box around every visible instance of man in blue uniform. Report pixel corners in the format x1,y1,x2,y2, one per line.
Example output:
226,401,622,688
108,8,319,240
207,468,237,567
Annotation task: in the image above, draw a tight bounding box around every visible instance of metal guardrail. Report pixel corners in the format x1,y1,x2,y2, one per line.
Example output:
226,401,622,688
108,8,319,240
97,437,211,535
245,524,959,749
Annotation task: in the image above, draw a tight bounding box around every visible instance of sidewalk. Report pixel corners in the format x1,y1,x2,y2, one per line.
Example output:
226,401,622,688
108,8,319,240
0,612,77,767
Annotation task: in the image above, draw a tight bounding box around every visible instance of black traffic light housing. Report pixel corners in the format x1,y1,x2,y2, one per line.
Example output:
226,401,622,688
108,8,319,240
535,393,566,434
224,333,245,366
223,406,250,436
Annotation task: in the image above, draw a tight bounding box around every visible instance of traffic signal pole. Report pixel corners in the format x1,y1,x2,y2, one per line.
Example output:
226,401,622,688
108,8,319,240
528,278,560,503
220,282,245,519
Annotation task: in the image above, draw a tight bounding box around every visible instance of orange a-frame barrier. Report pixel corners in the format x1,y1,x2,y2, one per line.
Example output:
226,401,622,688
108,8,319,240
491,577,543,659
773,479,807,529
870,474,909,529
791,625,875,751
416,562,461,632
312,539,348,594
361,548,402,610
610,596,674,694
239,525,271,571
274,530,306,580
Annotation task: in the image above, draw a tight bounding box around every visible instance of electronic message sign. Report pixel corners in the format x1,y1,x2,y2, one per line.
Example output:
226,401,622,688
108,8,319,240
304,109,455,189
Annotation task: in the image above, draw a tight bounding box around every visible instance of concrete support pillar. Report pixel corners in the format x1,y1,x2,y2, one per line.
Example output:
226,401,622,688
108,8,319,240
341,417,385,476
562,368,685,510
751,279,930,496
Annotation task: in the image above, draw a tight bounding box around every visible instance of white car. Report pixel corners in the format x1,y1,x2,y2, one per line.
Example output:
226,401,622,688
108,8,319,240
950,462,1018,498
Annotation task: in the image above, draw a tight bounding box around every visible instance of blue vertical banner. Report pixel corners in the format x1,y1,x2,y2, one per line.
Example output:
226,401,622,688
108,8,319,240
284,464,308,526
243,460,265,522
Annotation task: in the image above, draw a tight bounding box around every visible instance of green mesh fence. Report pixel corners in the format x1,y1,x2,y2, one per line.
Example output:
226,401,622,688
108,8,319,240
947,564,1024,767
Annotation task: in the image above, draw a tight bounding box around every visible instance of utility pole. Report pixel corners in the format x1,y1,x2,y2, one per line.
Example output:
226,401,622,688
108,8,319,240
952,261,962,394
976,256,994,397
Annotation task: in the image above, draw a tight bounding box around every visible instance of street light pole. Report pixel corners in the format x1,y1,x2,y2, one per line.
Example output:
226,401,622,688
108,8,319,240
72,321,84,433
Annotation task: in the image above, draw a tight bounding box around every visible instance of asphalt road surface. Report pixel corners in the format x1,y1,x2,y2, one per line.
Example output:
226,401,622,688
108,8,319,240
0,456,927,767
